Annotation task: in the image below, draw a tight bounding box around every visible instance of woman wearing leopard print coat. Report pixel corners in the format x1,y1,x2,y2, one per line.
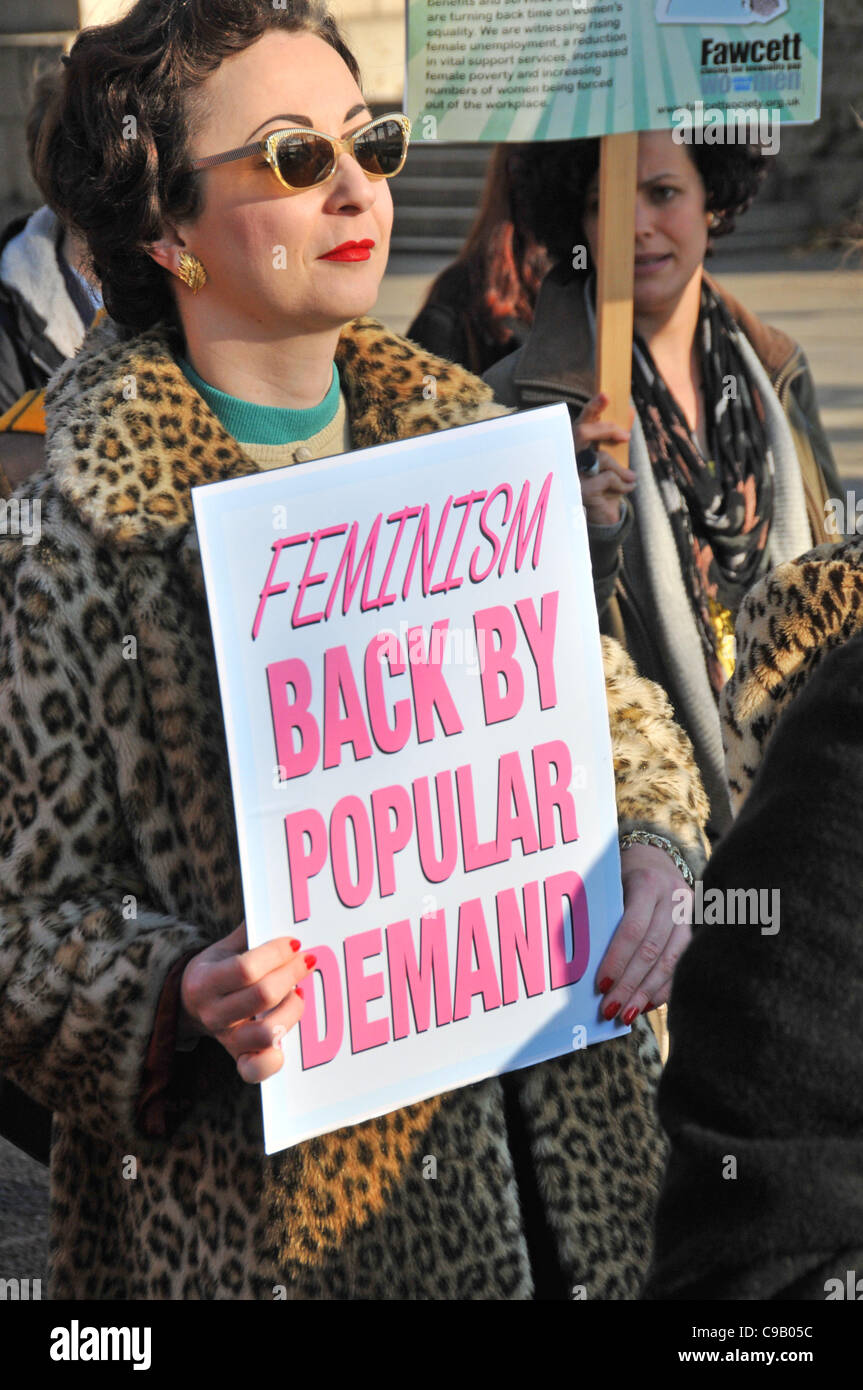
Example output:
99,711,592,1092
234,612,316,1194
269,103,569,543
0,0,708,1299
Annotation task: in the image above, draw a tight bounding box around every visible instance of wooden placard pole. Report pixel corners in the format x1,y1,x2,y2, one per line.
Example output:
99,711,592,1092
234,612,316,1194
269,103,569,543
595,132,638,470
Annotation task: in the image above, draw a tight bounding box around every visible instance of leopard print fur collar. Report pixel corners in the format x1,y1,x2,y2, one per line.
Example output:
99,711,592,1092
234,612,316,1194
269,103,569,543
42,314,497,549
721,536,863,812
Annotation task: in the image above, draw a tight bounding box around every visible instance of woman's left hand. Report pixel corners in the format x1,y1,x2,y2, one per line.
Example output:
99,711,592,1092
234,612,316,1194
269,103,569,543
594,842,693,1024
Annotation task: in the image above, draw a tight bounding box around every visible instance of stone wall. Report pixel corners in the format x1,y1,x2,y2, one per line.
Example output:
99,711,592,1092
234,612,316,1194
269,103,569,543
759,0,863,236
334,0,406,104
0,1,76,226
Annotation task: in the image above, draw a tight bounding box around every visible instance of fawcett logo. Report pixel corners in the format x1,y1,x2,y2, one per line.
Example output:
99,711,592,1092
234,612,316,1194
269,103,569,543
50,1321,152,1371
701,33,803,66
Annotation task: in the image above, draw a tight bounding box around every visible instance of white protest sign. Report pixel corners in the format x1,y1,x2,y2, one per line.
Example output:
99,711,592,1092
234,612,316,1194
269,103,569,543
192,405,626,1154
406,0,823,143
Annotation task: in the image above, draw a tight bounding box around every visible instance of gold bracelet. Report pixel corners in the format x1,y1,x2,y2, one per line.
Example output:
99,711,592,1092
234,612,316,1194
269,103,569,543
618,830,695,889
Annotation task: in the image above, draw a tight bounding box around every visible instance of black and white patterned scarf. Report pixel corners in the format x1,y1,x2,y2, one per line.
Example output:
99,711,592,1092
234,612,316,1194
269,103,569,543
631,281,775,694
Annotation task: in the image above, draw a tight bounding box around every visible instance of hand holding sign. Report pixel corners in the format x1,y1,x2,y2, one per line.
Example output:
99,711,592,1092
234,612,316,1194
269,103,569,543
179,922,313,1083
597,842,693,1021
572,391,636,527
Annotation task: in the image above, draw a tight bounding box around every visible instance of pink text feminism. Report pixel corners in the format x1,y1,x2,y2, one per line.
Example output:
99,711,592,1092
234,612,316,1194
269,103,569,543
252,473,552,638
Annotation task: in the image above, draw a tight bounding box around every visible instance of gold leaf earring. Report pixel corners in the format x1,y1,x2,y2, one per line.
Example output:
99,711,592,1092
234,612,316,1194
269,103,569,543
177,251,208,294
708,212,721,230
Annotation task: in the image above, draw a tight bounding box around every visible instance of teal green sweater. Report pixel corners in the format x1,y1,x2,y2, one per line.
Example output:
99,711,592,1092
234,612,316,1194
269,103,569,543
176,355,341,446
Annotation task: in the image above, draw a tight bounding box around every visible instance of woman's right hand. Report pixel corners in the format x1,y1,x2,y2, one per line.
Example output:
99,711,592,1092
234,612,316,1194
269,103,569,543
574,391,636,527
178,922,312,1083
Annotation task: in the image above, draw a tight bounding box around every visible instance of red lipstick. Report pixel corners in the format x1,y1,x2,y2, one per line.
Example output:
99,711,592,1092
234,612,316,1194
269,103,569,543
318,239,375,262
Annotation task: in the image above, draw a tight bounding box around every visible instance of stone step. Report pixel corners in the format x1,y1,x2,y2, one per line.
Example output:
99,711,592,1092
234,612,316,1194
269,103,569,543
393,203,476,229
391,143,489,253
390,234,470,257
403,143,493,177
395,174,490,204
391,144,802,256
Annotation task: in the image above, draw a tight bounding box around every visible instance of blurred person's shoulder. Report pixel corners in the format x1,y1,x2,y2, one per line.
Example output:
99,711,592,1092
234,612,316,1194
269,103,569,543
483,343,526,404
484,263,593,407
422,257,473,309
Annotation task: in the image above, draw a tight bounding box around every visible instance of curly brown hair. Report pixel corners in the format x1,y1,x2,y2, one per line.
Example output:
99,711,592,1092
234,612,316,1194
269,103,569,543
512,137,768,274
33,0,361,332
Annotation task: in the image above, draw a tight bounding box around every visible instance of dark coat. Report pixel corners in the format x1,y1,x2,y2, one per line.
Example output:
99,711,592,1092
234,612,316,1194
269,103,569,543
407,260,530,378
643,628,863,1299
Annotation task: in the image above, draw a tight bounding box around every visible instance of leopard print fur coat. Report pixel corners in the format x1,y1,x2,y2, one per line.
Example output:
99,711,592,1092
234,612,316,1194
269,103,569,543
0,313,708,1299
722,535,863,811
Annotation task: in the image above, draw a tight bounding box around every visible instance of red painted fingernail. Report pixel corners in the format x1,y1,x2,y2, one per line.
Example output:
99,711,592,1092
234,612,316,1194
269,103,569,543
290,938,302,951
645,1001,657,1012
303,954,317,970
603,999,620,1021
622,1005,638,1025
598,977,614,994
295,985,304,999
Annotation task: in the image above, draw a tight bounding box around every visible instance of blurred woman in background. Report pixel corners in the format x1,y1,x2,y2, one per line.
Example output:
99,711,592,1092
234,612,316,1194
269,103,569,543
407,144,551,376
484,132,840,840
0,67,103,495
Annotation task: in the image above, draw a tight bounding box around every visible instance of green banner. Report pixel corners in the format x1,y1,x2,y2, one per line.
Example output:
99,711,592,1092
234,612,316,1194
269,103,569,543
406,0,823,143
